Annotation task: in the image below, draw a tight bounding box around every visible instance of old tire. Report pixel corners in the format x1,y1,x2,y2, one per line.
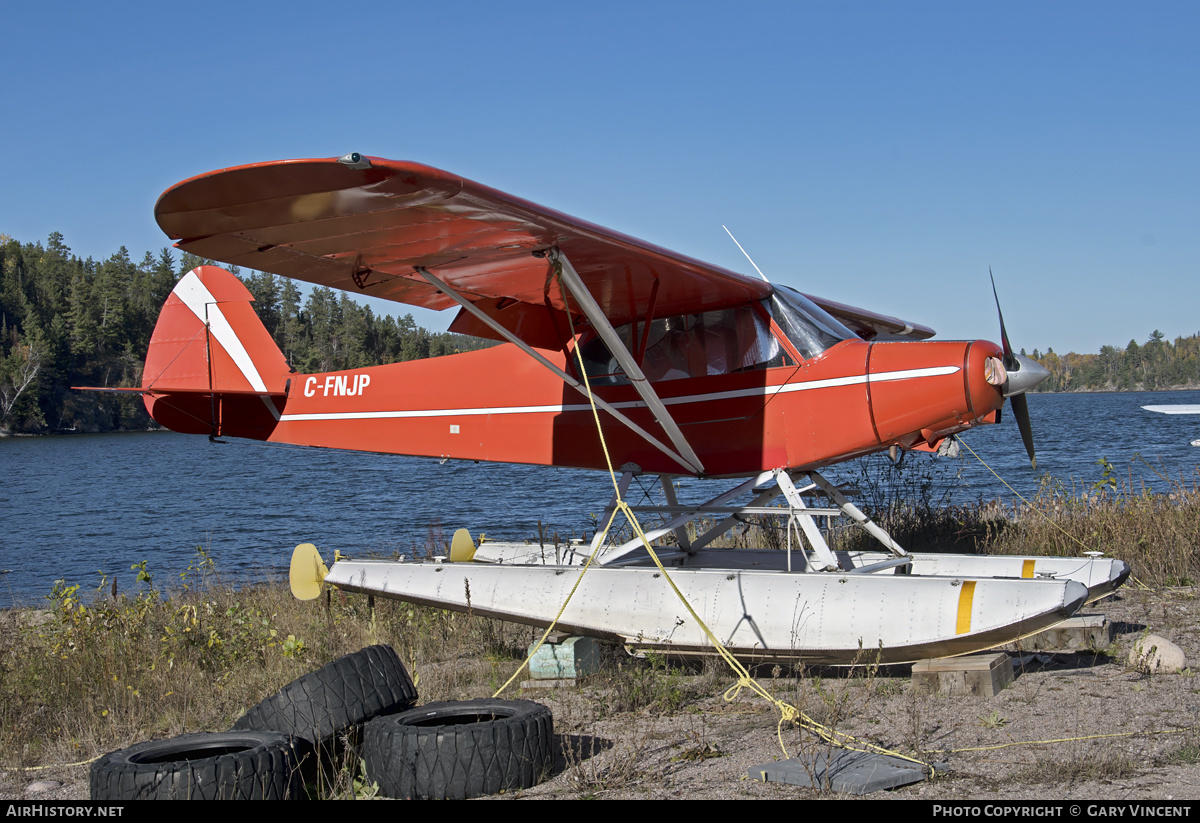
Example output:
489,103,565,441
90,731,304,800
232,645,418,747
363,699,554,799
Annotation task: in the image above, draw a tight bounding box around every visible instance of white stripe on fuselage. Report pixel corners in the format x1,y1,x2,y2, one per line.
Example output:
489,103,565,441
277,365,960,422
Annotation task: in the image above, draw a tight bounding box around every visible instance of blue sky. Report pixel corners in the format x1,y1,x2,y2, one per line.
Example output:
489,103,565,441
2,1,1195,354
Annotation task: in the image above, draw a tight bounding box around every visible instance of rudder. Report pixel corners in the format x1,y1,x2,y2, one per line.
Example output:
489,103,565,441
142,266,291,438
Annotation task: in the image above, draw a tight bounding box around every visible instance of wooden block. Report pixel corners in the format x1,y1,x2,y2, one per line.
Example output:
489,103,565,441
912,652,1013,697
1015,614,1111,652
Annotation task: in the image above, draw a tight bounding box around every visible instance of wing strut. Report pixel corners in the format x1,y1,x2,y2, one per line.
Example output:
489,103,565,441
549,250,706,475
413,266,700,473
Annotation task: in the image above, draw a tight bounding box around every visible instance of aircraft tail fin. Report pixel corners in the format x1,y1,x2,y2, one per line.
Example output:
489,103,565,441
142,265,292,438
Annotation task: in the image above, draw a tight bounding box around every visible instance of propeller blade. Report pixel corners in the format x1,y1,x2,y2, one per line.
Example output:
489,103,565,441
990,268,1046,469
1011,393,1037,470
990,267,1016,368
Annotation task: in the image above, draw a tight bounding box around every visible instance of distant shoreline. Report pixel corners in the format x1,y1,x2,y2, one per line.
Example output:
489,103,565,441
1031,384,1200,395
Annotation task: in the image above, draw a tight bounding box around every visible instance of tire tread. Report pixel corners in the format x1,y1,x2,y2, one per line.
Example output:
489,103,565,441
231,644,417,746
363,698,553,800
90,731,304,800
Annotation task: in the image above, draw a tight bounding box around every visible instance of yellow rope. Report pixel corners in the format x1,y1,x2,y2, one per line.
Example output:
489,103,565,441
492,342,1158,771
15,756,99,771
494,259,932,772
489,505,618,698
942,440,1190,756
956,437,1156,589
956,438,1100,555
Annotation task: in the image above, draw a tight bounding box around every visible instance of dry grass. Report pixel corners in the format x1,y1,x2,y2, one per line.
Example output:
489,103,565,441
0,548,536,778
1014,747,1142,786
0,545,747,798
816,455,1200,588
831,476,1200,587
981,478,1200,587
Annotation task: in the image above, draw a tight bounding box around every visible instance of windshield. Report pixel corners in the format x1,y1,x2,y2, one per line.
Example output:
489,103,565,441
769,286,856,360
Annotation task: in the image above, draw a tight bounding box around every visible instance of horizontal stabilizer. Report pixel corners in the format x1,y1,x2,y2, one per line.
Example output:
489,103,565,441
72,386,151,394
74,385,287,399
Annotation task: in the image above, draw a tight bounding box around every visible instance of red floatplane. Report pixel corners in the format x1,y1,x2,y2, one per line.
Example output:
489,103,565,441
129,153,1127,663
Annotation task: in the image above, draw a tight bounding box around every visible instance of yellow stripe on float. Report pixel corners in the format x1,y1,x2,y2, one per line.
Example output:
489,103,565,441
1022,559,1035,578
956,581,977,635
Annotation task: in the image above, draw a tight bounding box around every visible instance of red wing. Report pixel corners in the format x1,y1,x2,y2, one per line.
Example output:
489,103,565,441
155,157,771,338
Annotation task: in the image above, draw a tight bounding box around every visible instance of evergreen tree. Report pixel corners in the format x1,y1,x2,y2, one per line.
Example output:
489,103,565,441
243,271,282,338
277,279,305,368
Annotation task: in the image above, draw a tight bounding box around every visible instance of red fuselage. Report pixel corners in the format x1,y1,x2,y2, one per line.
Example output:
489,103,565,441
148,335,1004,477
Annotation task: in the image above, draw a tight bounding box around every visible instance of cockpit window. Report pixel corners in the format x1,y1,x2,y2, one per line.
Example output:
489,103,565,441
769,286,856,360
578,305,790,386
575,290,856,385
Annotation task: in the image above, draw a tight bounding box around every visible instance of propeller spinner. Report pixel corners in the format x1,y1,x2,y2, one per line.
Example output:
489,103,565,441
990,270,1051,469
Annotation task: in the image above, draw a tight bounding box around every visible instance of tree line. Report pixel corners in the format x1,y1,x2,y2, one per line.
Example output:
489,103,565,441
0,233,491,433
1025,330,1200,392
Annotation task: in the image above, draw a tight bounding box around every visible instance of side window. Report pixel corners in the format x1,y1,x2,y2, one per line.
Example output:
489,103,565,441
578,331,631,386
577,305,792,385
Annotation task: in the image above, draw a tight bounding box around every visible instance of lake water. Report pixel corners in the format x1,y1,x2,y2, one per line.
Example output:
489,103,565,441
5,389,1200,606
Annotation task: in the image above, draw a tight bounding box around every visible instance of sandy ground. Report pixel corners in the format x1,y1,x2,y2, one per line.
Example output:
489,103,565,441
7,585,1200,801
